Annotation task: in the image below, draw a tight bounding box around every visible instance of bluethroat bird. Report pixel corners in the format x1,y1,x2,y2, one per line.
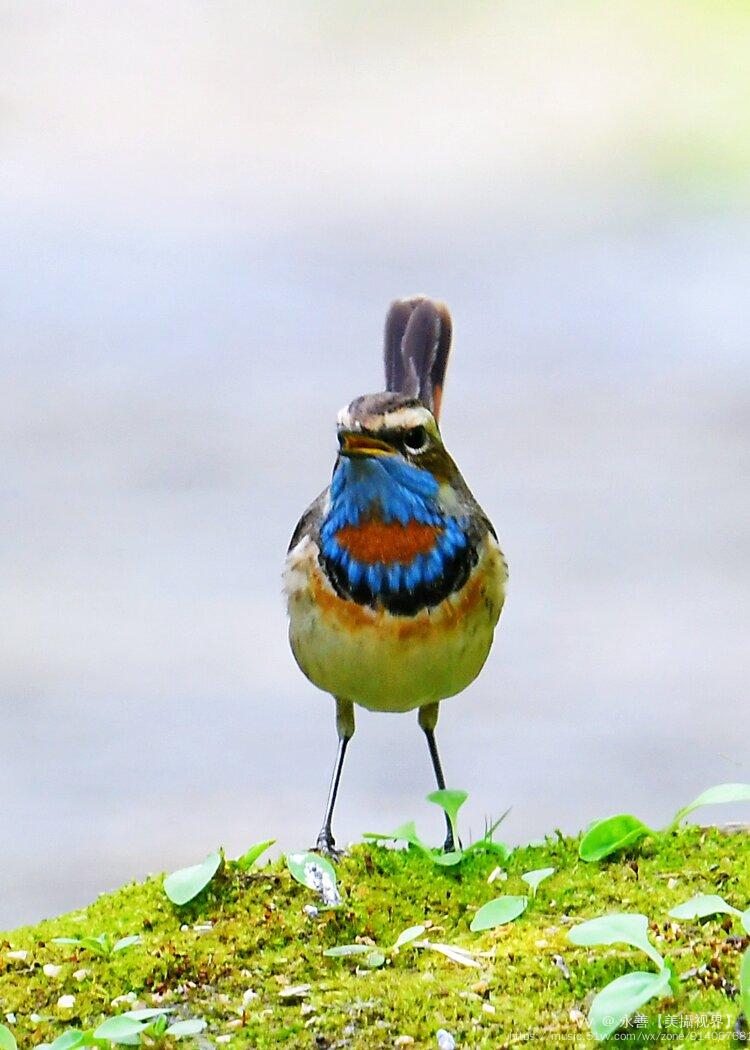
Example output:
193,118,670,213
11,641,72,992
284,297,507,857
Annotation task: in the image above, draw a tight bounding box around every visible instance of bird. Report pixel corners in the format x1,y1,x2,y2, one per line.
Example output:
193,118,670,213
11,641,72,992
283,297,507,857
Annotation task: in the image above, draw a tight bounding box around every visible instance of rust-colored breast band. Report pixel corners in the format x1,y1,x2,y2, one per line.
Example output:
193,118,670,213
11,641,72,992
335,519,442,565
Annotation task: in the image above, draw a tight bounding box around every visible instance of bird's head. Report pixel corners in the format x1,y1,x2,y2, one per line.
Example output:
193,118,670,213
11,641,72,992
334,391,458,486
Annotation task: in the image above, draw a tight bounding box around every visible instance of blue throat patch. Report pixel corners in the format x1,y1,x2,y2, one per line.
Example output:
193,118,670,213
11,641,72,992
320,455,470,603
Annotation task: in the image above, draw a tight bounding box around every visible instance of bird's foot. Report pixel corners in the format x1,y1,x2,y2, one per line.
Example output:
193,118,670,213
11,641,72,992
313,829,346,862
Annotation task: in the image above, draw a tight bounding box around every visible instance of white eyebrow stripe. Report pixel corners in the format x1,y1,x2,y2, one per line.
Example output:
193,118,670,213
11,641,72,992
336,405,434,431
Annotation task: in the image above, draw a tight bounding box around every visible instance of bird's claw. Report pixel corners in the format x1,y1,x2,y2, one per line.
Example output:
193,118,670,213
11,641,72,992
313,830,346,862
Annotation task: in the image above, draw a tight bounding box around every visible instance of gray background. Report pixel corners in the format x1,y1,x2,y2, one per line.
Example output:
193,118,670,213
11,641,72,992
1,1,748,928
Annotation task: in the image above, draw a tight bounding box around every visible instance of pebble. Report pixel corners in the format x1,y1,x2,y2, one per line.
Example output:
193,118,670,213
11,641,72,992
216,1037,232,1044
437,1030,456,1050
30,1014,42,1024
73,969,90,981
56,995,76,1011
303,904,319,918
552,954,571,980
6,950,28,961
395,1038,415,1046
278,983,311,999
482,1003,496,1015
534,939,548,948
5,1014,16,1025
241,989,258,1008
43,964,63,978
569,1008,585,1026
667,877,679,890
112,992,137,1006
487,867,507,884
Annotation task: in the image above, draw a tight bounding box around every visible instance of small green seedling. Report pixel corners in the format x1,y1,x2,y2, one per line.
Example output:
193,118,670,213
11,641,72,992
236,838,275,870
94,1007,203,1044
364,790,511,866
46,1029,96,1045
47,1008,196,1048
468,866,554,933
668,893,744,923
51,933,141,958
521,866,555,897
579,815,653,863
568,913,674,1041
163,851,222,906
323,923,481,971
0,1023,16,1050
470,894,527,932
579,782,750,862
47,1032,95,1049
323,922,426,969
286,851,340,907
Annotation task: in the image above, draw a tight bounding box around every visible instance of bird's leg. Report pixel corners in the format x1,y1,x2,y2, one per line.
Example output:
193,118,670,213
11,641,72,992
314,698,354,860
418,702,458,853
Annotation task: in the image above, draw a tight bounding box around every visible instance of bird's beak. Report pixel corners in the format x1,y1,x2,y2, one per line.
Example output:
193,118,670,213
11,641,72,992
338,431,395,457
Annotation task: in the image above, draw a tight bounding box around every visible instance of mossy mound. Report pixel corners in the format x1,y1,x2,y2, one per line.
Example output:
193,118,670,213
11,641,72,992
1,827,749,1048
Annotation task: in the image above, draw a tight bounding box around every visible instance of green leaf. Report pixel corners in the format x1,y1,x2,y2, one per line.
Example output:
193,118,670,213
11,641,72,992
741,909,750,937
79,934,109,956
365,950,386,968
579,815,653,862
92,1015,147,1041
236,838,275,870
0,1024,16,1050
147,1014,169,1037
740,946,750,1022
588,968,672,1041
285,852,340,906
165,1019,207,1037
47,1033,87,1050
122,1008,172,1021
112,935,141,953
568,913,664,970
323,944,371,957
47,1032,87,1050
426,789,468,848
363,822,432,857
670,783,750,830
430,849,464,867
668,893,741,921
163,851,222,906
470,895,528,932
521,867,555,896
393,924,426,949
51,937,83,946
463,839,512,861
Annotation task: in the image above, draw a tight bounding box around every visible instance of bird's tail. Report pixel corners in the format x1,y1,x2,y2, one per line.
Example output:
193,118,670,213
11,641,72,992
383,297,452,422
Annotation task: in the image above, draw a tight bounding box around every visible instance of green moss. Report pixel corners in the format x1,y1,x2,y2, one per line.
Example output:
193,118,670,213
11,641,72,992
1,827,749,1048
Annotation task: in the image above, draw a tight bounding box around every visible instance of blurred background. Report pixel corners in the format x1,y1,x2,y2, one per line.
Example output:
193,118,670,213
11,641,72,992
2,1,749,928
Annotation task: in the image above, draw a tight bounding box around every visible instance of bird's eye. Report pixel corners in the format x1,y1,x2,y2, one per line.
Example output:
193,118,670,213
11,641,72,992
402,425,428,453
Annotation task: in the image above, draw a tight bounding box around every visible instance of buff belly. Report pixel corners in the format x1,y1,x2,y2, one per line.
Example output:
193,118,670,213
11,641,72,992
284,535,506,712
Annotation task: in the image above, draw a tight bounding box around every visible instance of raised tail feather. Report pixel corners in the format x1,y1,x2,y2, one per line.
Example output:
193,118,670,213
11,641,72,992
383,297,453,422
